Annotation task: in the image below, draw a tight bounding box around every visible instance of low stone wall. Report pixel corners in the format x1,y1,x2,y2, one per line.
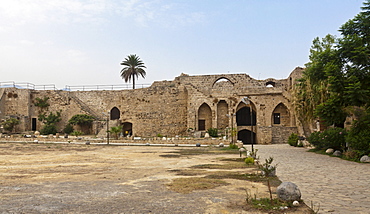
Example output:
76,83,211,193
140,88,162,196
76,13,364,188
0,136,229,146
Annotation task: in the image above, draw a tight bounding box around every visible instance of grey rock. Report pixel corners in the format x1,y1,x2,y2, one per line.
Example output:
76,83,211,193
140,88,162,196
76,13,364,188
277,182,301,201
360,155,370,163
325,148,334,154
333,150,342,156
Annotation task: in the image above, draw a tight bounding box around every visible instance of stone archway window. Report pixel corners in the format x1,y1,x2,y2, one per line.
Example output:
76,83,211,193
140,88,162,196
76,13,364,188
272,103,290,126
110,107,120,120
212,77,234,88
266,81,275,87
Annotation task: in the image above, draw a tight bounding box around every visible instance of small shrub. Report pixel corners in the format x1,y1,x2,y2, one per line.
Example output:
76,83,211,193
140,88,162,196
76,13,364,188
245,157,254,165
156,133,163,138
40,124,58,135
71,130,83,137
1,118,20,133
228,143,238,149
207,128,218,137
307,127,347,150
343,150,361,161
288,133,299,147
63,123,74,134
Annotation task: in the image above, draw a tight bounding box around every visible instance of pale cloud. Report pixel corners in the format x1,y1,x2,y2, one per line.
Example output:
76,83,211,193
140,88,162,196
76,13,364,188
0,0,206,28
19,40,35,46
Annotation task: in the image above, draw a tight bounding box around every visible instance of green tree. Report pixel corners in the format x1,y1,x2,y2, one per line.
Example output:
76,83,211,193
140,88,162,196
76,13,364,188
120,54,146,89
1,118,20,133
294,0,370,127
109,126,122,140
38,111,62,135
68,114,95,126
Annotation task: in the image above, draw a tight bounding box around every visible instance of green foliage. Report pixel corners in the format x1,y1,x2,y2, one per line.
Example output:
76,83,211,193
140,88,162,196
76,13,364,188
346,110,370,153
40,124,58,135
156,133,163,137
71,130,83,137
38,111,62,135
207,128,218,137
293,1,370,126
228,143,239,149
34,97,50,109
1,118,20,132
68,114,95,126
288,133,299,147
63,123,74,134
258,157,277,178
120,54,146,89
244,157,254,165
38,111,62,125
110,126,122,140
307,127,347,150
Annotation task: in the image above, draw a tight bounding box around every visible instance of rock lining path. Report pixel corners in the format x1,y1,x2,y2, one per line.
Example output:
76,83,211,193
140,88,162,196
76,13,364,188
255,144,370,214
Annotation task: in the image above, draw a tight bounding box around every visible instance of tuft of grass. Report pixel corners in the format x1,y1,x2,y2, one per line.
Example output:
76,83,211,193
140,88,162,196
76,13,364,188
250,198,291,211
167,177,229,193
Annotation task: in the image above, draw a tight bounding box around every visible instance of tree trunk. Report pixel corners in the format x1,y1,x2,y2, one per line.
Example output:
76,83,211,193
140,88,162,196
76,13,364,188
132,73,135,89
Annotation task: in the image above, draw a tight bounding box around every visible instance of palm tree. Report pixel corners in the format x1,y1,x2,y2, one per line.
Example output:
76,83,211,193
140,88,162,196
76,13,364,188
120,54,146,89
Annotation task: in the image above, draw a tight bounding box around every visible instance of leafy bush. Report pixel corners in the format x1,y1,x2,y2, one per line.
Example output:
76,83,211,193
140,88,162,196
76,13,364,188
63,123,74,134
40,124,58,135
207,128,218,137
287,133,299,147
71,130,83,137
307,127,347,150
1,118,20,133
68,114,95,126
346,112,370,153
228,143,238,149
244,157,254,165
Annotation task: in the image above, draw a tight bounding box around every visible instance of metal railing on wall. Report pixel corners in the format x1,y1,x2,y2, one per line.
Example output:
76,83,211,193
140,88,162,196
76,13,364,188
0,81,151,91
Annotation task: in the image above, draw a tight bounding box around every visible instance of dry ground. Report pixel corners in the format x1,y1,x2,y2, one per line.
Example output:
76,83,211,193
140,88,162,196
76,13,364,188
0,142,313,213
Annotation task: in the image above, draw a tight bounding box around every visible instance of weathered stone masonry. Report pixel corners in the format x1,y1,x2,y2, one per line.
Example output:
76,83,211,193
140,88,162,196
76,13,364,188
0,67,304,144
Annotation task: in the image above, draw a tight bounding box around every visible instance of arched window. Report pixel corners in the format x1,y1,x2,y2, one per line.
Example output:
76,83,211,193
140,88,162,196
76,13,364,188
110,107,120,120
212,77,234,88
272,103,290,126
266,81,275,87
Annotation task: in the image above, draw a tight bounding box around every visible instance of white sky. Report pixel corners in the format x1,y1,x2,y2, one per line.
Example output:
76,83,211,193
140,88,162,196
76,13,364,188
0,0,364,89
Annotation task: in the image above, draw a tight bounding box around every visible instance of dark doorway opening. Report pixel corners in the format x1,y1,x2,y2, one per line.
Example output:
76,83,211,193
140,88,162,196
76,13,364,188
31,118,37,131
198,120,206,131
236,107,256,126
122,122,133,136
237,129,256,144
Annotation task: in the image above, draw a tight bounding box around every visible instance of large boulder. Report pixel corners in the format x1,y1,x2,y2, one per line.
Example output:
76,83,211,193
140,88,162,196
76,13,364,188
360,155,370,163
277,182,301,201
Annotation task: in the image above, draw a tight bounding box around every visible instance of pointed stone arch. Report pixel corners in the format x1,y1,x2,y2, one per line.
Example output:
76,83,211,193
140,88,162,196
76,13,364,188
110,107,120,120
198,103,212,131
212,77,234,88
272,103,290,126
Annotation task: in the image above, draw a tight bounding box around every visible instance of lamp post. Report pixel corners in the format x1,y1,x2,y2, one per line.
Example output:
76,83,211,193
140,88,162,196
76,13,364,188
241,97,254,152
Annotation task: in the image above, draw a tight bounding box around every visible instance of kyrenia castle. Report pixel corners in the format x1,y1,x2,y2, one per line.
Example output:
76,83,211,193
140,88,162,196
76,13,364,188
0,67,308,144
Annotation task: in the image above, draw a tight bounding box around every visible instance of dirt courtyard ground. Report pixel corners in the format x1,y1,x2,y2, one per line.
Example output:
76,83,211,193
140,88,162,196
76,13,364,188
0,142,312,213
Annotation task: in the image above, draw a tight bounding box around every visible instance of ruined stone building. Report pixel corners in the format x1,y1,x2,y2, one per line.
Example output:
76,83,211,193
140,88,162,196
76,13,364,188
0,67,304,144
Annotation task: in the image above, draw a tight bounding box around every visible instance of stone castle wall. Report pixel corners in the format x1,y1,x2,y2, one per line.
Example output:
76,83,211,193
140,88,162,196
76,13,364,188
0,67,305,144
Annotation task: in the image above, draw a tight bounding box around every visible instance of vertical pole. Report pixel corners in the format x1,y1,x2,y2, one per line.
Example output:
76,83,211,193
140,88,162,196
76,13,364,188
107,114,110,145
250,106,254,152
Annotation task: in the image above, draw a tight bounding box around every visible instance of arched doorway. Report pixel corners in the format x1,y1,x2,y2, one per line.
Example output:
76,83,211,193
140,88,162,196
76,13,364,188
237,129,256,144
122,122,132,136
198,103,212,131
110,107,120,120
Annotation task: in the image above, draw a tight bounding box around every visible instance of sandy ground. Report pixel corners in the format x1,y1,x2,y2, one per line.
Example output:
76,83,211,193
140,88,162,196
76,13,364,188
0,142,312,213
